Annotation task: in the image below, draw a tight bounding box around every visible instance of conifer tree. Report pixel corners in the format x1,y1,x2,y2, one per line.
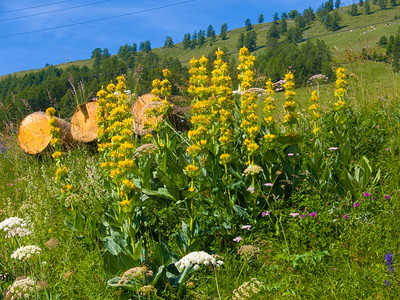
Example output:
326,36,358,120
280,16,288,34
379,0,387,9
220,23,228,40
164,36,174,48
365,0,371,13
237,33,245,50
245,18,253,30
183,33,191,50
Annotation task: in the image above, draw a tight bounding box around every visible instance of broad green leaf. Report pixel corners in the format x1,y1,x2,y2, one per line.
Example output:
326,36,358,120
105,237,122,255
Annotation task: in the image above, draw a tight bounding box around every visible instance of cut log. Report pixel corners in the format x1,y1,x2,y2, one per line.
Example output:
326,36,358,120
131,93,164,135
70,101,98,143
18,111,75,155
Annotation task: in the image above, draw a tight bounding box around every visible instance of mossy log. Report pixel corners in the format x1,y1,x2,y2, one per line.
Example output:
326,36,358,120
70,101,98,143
18,111,75,155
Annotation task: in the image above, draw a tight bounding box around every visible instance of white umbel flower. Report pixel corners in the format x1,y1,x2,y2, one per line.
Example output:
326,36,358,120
11,245,41,261
8,277,36,299
175,251,223,271
0,217,31,238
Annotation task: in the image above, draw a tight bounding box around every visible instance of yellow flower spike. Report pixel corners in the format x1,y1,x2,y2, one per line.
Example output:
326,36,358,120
51,151,64,159
106,82,116,92
162,69,172,78
61,184,73,194
334,67,347,109
122,179,136,190
219,153,231,164
46,107,56,117
120,199,131,209
184,164,200,177
264,133,276,143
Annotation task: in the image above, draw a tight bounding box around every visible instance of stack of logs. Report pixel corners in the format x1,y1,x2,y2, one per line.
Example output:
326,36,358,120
18,94,190,155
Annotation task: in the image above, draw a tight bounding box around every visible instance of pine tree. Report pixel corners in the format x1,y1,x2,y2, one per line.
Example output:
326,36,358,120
267,23,280,44
245,18,252,30
287,24,303,42
303,7,315,24
164,36,174,48
91,48,102,67
220,23,228,40
288,9,299,19
365,0,371,13
392,36,400,72
360,0,364,6
102,48,110,58
273,12,279,24
349,3,358,15
390,0,397,6
295,15,306,28
198,30,206,47
183,33,191,50
335,0,341,8
244,30,257,51
207,25,214,38
237,33,245,50
258,14,265,23
379,0,387,9
280,16,288,34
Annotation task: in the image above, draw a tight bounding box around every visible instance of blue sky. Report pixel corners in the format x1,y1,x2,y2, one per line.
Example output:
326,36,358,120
0,0,352,76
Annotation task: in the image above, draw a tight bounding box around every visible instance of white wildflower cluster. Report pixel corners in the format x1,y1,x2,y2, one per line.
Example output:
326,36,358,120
232,278,263,300
0,217,31,238
273,79,286,92
8,277,36,299
11,245,41,261
242,164,263,177
307,74,329,86
175,251,224,272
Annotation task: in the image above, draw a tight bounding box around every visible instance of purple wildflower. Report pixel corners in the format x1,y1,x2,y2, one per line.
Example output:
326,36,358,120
353,202,360,208
384,280,390,287
261,211,270,217
343,215,348,220
363,192,371,197
247,187,255,193
299,214,306,218
385,252,394,273
241,225,251,230
385,194,391,200
264,183,273,187
309,212,317,217
290,213,299,217
233,236,242,243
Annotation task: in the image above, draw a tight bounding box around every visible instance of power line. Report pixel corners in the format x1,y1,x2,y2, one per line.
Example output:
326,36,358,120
0,0,195,38
0,0,74,15
0,0,111,22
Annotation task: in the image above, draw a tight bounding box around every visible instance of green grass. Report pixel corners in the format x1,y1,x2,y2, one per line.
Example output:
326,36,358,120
3,3,400,299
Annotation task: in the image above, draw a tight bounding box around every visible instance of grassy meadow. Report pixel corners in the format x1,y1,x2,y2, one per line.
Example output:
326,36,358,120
1,44,400,299
3,2,400,299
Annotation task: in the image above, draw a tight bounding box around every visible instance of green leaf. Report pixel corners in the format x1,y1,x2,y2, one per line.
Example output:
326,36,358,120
142,188,176,201
233,204,251,222
133,238,143,260
105,237,122,255
151,265,165,286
